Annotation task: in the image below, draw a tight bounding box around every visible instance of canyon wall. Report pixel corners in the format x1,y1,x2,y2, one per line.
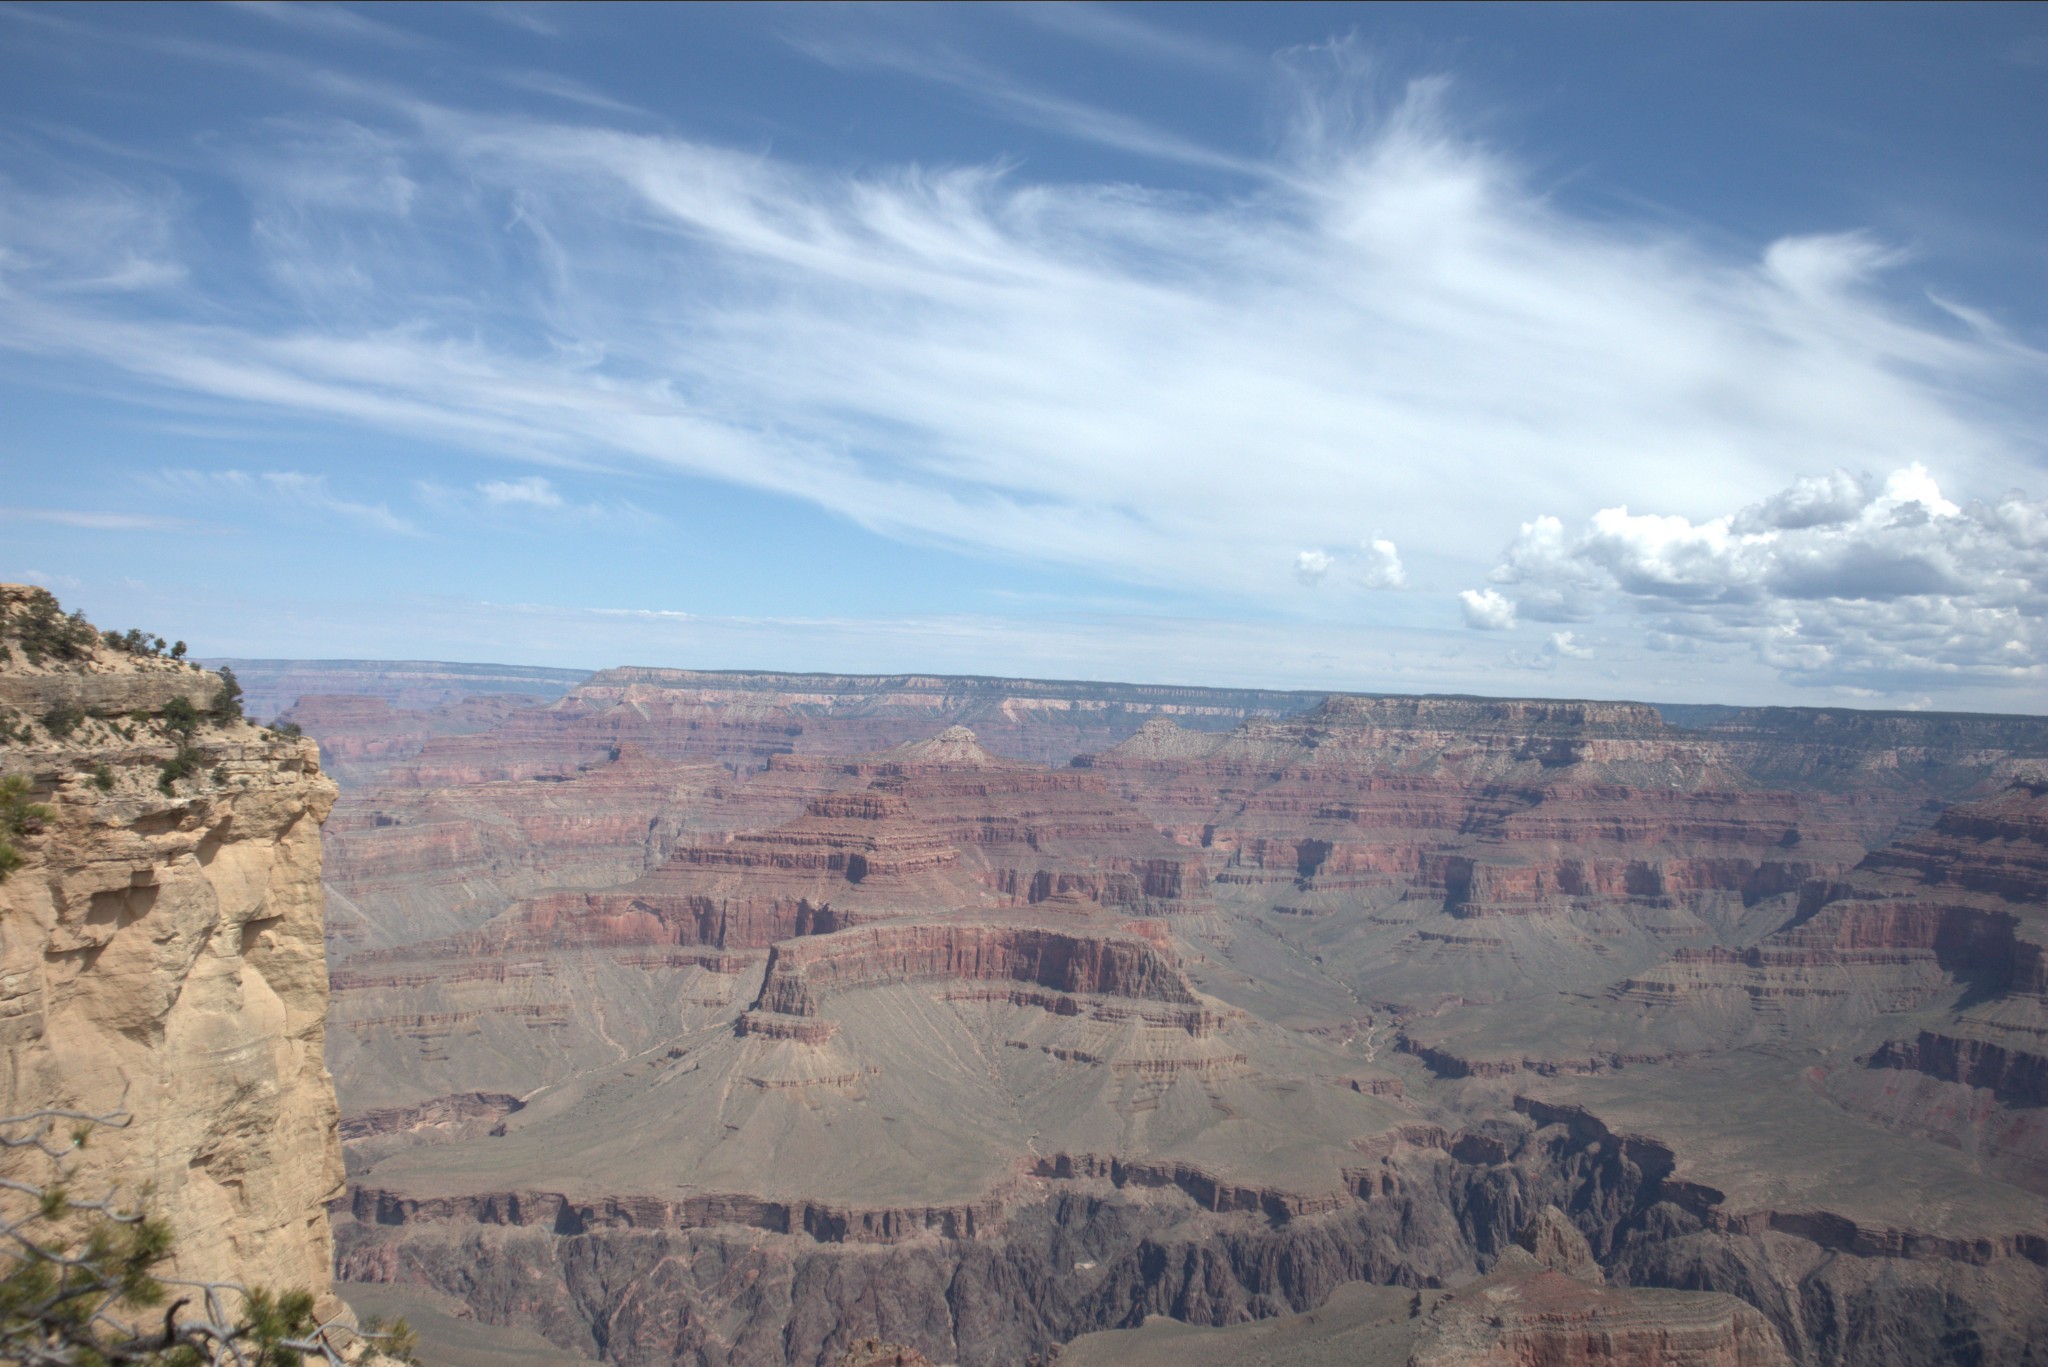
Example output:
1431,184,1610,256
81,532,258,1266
1,588,348,1314
300,665,2048,1366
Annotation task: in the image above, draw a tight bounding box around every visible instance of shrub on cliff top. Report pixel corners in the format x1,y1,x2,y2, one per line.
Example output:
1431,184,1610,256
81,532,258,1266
4,589,96,666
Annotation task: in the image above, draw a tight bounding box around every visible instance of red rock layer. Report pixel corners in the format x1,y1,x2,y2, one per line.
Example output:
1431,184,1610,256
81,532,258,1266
751,922,1200,1017
404,734,1212,963
1410,1266,1793,1367
373,669,1315,789
280,693,552,787
1085,702,1868,923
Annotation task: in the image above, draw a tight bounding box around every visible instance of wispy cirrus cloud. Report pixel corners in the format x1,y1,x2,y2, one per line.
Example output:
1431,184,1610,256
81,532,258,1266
223,1,430,49
147,469,418,536
0,35,2042,695
1002,3,1260,78
0,507,193,530
416,474,658,527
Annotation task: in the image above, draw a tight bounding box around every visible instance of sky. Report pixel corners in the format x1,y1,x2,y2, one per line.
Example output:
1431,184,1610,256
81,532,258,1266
2,2,2045,712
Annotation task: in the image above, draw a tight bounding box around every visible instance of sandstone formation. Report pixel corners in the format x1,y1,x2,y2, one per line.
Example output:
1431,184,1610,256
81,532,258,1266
0,588,346,1315
295,665,2048,1366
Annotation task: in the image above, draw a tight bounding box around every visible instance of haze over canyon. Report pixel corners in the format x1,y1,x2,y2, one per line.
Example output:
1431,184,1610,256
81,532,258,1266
242,648,2048,1364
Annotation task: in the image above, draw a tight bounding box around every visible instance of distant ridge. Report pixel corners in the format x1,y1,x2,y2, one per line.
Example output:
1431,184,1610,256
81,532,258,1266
212,657,2048,738
587,664,1330,710
207,658,593,721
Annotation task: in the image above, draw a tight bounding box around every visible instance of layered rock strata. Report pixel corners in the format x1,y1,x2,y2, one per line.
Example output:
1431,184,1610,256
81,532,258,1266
0,588,346,1311
312,677,2048,1366
1062,1206,1791,1367
364,667,1320,790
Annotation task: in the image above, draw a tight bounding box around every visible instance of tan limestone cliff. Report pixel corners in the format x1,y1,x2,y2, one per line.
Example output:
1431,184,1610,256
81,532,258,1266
0,586,345,1314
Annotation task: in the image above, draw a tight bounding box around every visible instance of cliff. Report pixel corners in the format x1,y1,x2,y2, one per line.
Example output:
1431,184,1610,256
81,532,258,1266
0,587,346,1314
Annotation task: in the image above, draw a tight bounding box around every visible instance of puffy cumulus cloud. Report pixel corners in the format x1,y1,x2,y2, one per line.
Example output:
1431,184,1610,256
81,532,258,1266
1477,465,2047,689
1294,549,1335,585
1360,538,1405,590
1294,537,1404,591
1460,587,1516,630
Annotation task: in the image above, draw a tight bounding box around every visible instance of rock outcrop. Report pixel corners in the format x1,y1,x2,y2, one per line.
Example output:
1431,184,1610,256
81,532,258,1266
0,588,346,1312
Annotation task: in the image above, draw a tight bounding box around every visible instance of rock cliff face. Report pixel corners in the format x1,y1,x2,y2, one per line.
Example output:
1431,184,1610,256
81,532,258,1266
1058,1205,1790,1367
362,667,1320,790
0,588,345,1311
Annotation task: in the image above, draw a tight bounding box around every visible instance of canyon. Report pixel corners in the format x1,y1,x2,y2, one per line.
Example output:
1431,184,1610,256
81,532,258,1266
13,628,2043,1363
270,661,2048,1364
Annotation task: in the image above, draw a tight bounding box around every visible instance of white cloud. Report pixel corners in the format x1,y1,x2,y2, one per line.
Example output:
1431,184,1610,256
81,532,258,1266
1547,630,1593,660
150,469,417,535
225,1,428,48
9,570,80,590
1360,537,1405,589
416,476,657,527
1294,538,1402,590
1460,587,1516,630
1294,549,1335,585
0,507,190,530
479,475,564,507
0,48,2040,691
1479,464,2047,688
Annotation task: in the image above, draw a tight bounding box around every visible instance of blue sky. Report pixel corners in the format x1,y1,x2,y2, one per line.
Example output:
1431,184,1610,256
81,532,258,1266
2,2,2045,710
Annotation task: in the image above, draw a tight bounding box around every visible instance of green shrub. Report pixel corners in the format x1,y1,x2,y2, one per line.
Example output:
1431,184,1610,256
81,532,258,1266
5,589,96,665
158,745,204,795
214,666,245,723
0,776,52,883
162,696,201,738
92,764,115,792
0,1109,348,1365
359,1313,421,1364
270,720,304,740
0,775,51,837
42,704,84,739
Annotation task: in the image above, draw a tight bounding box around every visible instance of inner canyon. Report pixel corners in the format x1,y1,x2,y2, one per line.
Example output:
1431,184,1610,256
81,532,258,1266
243,656,2048,1364
8,617,2048,1365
